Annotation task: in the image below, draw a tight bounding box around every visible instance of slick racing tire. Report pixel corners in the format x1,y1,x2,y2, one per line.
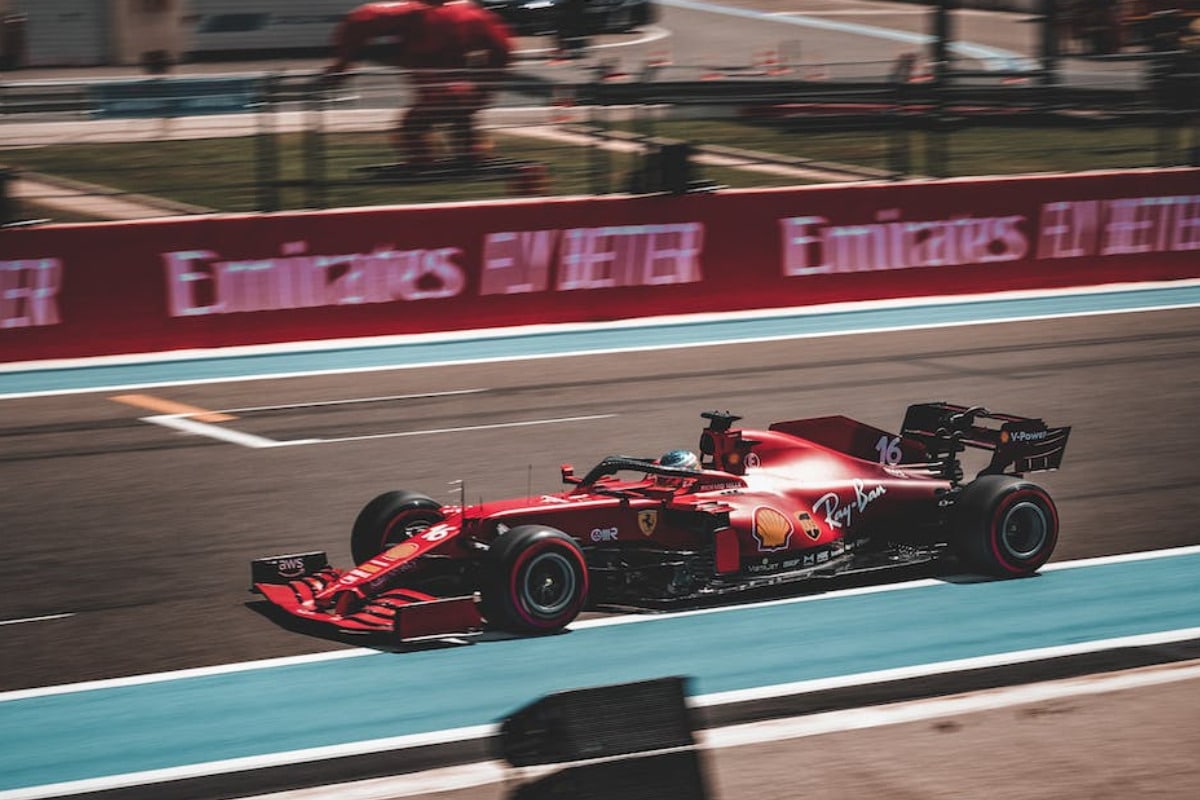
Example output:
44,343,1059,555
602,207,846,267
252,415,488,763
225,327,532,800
954,475,1058,578
351,490,442,564
481,525,589,634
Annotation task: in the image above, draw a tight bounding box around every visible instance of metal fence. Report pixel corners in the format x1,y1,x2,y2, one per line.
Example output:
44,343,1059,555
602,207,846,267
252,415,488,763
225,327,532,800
1,53,1197,224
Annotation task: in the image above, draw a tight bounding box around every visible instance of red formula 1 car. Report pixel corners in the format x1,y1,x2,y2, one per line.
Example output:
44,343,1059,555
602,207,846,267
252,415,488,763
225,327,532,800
252,403,1070,640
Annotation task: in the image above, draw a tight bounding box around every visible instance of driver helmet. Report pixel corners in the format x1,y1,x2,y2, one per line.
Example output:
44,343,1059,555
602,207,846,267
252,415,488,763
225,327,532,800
658,449,700,472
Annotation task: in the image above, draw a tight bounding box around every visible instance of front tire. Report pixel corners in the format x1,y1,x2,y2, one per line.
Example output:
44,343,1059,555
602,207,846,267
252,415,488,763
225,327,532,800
481,525,589,634
351,490,442,564
954,475,1058,577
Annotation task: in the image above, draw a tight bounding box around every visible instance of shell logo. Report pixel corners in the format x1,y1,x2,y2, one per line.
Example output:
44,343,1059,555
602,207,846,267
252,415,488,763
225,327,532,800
384,541,421,560
753,506,794,550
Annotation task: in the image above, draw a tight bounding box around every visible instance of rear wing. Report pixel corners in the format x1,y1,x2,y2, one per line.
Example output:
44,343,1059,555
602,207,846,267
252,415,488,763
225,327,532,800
901,402,1071,482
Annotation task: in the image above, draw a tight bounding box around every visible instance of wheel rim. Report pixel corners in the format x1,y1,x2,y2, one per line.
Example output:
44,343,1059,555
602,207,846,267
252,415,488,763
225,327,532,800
999,501,1049,560
384,513,434,550
520,551,578,618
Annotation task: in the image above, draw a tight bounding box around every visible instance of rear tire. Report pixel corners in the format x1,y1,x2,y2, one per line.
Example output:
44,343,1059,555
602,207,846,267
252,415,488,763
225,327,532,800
351,491,442,564
481,525,589,634
955,475,1058,577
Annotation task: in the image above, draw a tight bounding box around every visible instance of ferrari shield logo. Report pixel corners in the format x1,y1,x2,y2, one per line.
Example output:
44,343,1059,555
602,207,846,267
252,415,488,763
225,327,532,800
638,510,659,537
797,511,821,541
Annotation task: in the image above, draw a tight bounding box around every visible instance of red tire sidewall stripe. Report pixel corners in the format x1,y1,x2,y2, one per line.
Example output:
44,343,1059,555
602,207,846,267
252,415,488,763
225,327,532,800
508,537,589,629
988,487,1058,575
381,514,406,553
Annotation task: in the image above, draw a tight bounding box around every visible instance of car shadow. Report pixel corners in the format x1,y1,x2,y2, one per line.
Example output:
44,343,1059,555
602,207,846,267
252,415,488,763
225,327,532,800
246,561,1039,652
244,597,572,653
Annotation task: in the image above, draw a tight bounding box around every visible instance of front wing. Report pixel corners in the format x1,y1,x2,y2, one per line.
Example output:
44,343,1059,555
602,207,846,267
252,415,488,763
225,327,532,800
251,554,483,640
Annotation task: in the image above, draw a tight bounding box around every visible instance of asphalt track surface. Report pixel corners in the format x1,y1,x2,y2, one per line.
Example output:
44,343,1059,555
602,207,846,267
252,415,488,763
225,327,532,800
2,306,1198,687
3,305,1200,800
5,0,1172,685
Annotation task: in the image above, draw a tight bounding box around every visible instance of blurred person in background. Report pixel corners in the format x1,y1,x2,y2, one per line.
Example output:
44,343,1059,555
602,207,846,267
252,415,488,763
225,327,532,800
325,1,513,167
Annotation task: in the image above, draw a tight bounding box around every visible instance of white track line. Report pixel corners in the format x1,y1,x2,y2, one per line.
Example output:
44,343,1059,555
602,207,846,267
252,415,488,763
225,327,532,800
706,659,1200,748
309,414,618,444
133,388,494,448
144,414,289,448
220,389,488,414
0,613,74,627
4,545,1198,704
8,648,1199,800
1042,543,1200,571
691,626,1200,708
122,660,1200,800
0,648,377,704
571,544,1200,631
3,280,1198,400
140,412,617,448
0,725,496,800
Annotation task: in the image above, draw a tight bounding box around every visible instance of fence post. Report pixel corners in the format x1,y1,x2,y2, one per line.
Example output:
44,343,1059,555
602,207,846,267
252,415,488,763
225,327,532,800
887,117,911,178
924,112,950,178
1192,114,1200,166
1039,0,1060,87
304,77,327,209
888,57,913,178
255,75,281,213
1155,113,1180,166
931,0,955,85
0,166,16,225
587,88,611,195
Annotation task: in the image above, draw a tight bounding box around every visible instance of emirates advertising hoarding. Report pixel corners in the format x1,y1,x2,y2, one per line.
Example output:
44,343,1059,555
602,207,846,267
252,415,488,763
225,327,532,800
2,170,1198,363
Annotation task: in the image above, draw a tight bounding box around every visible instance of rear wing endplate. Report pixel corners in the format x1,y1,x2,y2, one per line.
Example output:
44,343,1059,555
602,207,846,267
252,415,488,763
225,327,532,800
901,402,1071,479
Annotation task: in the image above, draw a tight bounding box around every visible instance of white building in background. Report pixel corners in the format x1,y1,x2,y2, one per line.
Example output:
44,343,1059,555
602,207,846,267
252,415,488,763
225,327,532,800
187,0,359,58
5,0,186,67
1,0,359,69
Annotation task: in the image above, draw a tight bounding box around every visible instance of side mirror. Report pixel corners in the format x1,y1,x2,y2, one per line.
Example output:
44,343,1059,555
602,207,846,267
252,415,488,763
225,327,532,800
561,463,580,484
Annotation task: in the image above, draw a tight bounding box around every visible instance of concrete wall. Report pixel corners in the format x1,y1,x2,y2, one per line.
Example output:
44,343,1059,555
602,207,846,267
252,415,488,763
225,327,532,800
110,0,190,67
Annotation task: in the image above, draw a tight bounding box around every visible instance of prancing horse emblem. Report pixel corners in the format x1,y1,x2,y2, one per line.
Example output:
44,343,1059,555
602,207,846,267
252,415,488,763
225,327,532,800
638,510,659,536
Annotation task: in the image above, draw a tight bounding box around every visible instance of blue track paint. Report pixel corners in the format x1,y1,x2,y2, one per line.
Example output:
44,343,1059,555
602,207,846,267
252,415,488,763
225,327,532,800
2,283,1199,398
2,551,1199,792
